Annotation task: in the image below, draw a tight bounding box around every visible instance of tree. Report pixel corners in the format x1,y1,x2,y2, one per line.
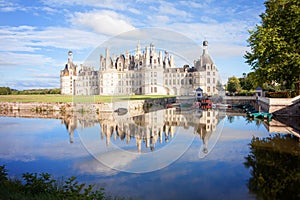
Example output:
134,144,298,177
244,0,300,90
227,76,241,94
0,87,11,95
239,73,255,91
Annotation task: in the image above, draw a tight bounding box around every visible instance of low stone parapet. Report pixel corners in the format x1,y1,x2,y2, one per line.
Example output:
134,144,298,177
258,96,300,116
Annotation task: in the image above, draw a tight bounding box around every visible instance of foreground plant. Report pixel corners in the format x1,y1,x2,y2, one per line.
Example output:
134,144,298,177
0,165,106,199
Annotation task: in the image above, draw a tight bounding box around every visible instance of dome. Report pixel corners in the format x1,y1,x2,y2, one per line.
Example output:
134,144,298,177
201,53,214,66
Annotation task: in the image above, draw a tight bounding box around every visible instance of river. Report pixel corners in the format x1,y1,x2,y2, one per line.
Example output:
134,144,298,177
0,107,299,199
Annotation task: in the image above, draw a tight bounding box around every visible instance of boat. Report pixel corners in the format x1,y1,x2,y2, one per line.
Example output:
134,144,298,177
166,103,181,108
214,103,232,109
114,108,128,115
248,112,273,120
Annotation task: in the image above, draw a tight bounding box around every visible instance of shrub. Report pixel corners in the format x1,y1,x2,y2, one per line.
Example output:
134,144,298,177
266,92,290,98
0,165,106,200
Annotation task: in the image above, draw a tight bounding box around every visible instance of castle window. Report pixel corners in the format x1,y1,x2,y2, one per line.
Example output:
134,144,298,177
207,71,210,75
207,78,210,83
207,86,210,92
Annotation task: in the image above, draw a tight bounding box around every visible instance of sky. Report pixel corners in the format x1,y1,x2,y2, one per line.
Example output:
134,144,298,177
0,0,265,90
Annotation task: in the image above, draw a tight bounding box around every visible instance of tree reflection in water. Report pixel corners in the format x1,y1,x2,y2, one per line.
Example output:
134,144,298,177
244,134,300,199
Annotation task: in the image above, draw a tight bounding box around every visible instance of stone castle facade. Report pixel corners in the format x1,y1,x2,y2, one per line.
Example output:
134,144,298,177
60,41,220,96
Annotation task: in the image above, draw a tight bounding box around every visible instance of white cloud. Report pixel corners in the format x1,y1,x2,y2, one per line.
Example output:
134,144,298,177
147,15,170,26
172,21,249,44
159,5,189,18
31,73,58,79
41,0,129,11
70,10,135,36
0,52,54,66
179,1,205,8
128,7,141,15
0,25,105,52
0,1,27,12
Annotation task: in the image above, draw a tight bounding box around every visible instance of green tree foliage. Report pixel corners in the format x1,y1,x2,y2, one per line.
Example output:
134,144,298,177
244,0,300,89
0,87,11,95
1,88,61,95
0,166,106,199
244,134,300,199
227,76,241,94
239,73,255,91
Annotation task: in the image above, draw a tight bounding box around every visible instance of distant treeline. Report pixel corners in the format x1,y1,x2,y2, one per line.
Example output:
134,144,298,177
0,87,60,95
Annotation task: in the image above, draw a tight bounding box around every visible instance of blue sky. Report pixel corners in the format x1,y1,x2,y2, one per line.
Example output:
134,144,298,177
0,0,265,90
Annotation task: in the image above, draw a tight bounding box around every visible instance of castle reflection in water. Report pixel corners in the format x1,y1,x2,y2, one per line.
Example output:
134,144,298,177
63,108,226,153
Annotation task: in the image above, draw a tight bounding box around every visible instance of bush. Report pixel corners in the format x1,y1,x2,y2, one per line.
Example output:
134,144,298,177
0,165,106,200
266,92,290,98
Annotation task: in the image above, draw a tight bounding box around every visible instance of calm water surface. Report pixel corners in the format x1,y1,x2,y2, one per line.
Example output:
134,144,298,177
0,108,299,199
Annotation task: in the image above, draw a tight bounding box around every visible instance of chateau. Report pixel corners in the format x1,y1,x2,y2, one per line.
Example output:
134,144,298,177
60,41,220,96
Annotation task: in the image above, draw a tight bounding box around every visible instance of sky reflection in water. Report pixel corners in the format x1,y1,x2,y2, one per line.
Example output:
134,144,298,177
0,108,298,199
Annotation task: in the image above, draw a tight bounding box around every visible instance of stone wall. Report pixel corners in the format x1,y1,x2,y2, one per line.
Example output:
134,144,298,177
223,96,256,104
258,96,300,116
0,97,175,115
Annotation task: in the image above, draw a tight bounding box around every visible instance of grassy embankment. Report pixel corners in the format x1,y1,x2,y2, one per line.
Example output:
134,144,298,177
0,95,175,103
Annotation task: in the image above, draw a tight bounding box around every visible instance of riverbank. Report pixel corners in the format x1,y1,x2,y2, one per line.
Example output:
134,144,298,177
224,95,300,117
0,96,176,114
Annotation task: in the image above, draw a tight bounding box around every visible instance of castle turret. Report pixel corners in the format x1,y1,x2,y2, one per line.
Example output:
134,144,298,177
136,41,141,56
164,51,169,68
201,41,213,67
159,51,163,66
170,55,174,68
68,50,73,63
145,46,150,66
105,47,112,69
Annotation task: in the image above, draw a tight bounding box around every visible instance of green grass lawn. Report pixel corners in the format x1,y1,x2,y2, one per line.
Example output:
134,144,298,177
0,94,175,103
